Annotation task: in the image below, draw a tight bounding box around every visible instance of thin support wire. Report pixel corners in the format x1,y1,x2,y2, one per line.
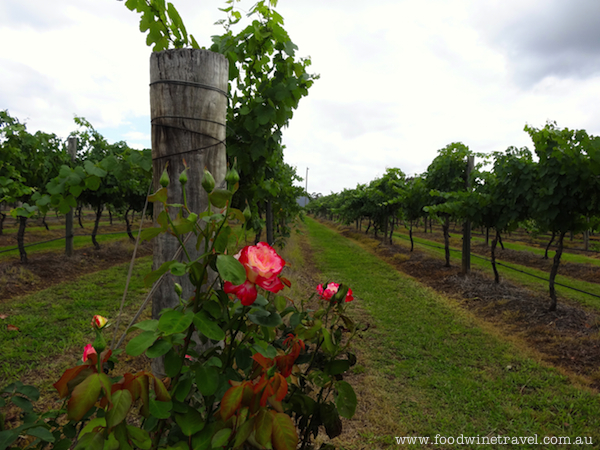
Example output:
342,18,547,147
112,231,194,351
111,183,152,349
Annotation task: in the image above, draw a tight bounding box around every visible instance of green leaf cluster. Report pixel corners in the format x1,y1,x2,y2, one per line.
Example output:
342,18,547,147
124,0,199,51
0,111,152,259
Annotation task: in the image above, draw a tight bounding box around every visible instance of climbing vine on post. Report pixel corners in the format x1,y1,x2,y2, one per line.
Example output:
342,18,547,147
211,0,318,241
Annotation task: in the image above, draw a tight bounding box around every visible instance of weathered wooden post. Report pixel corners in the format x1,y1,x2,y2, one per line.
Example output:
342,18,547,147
65,137,77,257
150,48,228,376
461,156,475,275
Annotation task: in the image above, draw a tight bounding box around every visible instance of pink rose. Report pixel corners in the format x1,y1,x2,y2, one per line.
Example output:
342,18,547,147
317,283,354,303
240,242,285,288
224,242,286,305
82,344,97,362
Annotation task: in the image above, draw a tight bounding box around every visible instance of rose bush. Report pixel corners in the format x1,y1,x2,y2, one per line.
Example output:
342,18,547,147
0,167,359,450
317,282,354,303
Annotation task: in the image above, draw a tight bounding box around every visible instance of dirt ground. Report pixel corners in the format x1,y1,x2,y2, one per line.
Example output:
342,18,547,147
0,219,152,303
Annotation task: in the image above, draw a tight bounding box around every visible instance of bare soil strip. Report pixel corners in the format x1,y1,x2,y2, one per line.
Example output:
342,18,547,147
0,240,152,303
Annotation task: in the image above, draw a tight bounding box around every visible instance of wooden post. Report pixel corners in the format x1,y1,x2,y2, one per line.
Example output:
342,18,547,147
461,156,475,275
65,137,77,257
305,167,309,195
150,49,228,376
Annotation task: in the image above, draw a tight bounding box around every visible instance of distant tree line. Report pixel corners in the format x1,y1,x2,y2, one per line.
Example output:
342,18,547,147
306,122,600,311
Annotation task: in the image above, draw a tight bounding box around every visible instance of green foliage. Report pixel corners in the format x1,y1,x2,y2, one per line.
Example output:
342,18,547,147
0,110,72,261
211,1,318,240
308,168,406,239
525,122,600,233
425,142,472,208
398,175,429,225
123,0,199,51
308,122,600,309
0,110,68,214
1,111,151,239
523,122,600,310
428,146,535,233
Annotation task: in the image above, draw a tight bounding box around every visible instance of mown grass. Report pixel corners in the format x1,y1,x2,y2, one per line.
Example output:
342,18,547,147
0,256,152,386
2,219,115,234
469,235,600,266
305,217,600,449
421,225,600,259
390,229,600,312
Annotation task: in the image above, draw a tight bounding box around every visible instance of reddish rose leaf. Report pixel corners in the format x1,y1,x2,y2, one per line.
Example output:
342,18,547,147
152,375,171,402
97,372,112,404
272,374,288,401
254,408,273,447
252,353,274,370
7,324,19,331
67,373,103,421
271,412,298,450
220,385,244,421
138,373,150,417
122,373,142,400
53,365,94,398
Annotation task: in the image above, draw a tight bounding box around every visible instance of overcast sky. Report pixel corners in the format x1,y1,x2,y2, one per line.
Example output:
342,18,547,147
2,0,600,195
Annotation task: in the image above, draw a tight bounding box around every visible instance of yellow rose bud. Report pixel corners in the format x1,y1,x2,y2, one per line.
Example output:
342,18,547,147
91,315,108,330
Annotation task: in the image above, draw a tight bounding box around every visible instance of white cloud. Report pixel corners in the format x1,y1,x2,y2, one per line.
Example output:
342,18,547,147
3,0,600,195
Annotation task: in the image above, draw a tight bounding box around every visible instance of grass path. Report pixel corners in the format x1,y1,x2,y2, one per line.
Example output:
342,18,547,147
303,217,600,449
0,257,152,386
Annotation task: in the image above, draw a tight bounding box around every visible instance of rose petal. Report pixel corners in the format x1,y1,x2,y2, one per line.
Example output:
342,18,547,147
345,288,354,302
257,275,285,294
82,344,97,362
225,280,258,306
